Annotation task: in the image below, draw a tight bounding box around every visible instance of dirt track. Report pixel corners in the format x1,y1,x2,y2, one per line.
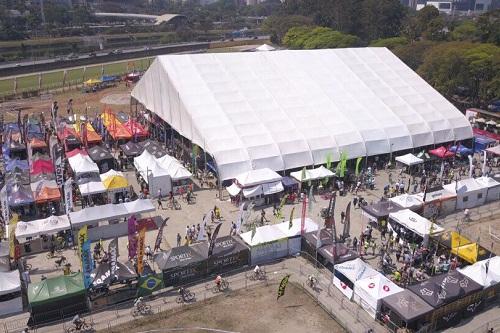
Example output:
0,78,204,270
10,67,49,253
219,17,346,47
102,283,344,333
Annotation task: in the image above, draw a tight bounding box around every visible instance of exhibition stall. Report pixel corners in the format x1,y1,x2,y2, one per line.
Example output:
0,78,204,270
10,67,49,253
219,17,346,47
388,209,444,246
333,258,378,299
193,236,250,275
443,178,488,209
380,289,433,332
0,270,23,316
290,166,335,183
389,194,423,211
155,245,207,286
395,153,424,167
415,185,457,218
88,145,115,173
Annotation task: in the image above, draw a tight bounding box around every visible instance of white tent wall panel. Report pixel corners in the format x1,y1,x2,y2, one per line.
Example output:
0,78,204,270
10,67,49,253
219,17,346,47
0,297,22,316
132,48,472,181
249,239,289,265
486,186,500,202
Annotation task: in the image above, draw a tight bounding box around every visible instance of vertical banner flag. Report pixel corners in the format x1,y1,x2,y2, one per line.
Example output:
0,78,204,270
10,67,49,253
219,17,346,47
154,218,168,251
240,202,255,234
482,150,487,175
128,215,138,259
308,186,314,213
288,207,295,229
340,152,348,177
208,223,222,256
343,202,351,240
355,157,363,176
301,197,307,235
53,144,65,187
316,221,322,249
8,213,19,258
137,226,146,275
108,238,118,277
64,178,73,214
326,153,332,170
235,203,245,234
27,141,32,164
468,155,474,178
439,161,444,179
276,194,288,220
198,213,210,242
277,274,291,300
78,225,88,258
81,239,93,288
0,186,9,228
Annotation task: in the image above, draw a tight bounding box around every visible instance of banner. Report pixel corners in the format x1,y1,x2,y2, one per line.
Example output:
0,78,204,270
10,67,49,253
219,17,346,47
64,178,73,214
288,207,295,229
275,194,288,220
326,153,332,170
208,223,222,256
482,150,487,175
154,218,168,251
355,157,363,176
277,274,291,300
137,226,146,275
342,202,351,240
0,187,9,227
439,161,444,179
81,239,94,288
53,145,65,187
137,273,164,297
235,203,245,233
240,202,255,233
468,155,473,178
198,213,210,242
8,213,18,258
128,215,138,259
316,223,322,249
108,238,118,278
308,186,314,213
27,140,32,164
300,197,307,235
78,225,88,259
340,151,348,177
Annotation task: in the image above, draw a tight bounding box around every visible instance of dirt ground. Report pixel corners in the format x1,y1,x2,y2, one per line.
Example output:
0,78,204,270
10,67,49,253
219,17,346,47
102,283,344,333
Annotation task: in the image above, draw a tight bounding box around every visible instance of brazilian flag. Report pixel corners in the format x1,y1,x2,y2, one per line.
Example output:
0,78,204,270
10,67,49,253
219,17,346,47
137,273,164,297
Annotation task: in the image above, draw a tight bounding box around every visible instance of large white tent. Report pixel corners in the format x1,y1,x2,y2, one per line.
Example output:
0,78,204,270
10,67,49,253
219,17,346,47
333,258,379,299
457,256,500,288
353,273,404,319
0,270,22,316
395,153,423,166
15,215,71,239
131,48,472,181
388,209,444,246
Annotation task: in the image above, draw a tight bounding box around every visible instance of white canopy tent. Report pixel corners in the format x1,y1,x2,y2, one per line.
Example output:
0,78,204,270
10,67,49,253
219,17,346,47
276,217,319,256
290,166,335,182
240,224,289,265
69,199,155,227
156,154,192,180
353,273,404,319
79,181,106,196
0,270,22,316
68,154,99,175
226,183,241,197
388,209,444,246
389,193,423,210
395,153,424,166
475,176,500,202
458,256,500,288
15,215,71,239
443,178,488,209
131,48,472,181
333,258,379,299
255,44,276,51
235,168,282,187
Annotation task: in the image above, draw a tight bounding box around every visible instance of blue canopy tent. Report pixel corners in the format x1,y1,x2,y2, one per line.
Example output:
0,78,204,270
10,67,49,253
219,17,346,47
6,159,29,172
101,75,119,83
474,136,496,153
4,123,20,132
26,123,44,140
7,183,34,207
449,144,473,156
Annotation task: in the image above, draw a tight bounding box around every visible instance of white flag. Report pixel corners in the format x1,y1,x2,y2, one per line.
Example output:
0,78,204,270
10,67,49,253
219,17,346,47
468,155,474,178
235,203,245,233
64,178,73,214
197,212,211,241
482,150,487,176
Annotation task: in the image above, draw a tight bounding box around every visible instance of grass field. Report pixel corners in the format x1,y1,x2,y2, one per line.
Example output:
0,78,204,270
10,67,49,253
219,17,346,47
0,58,153,96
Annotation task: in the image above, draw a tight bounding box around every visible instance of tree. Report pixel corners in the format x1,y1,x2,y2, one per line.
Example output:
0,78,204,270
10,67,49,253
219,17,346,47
393,40,435,70
369,36,408,49
262,15,313,44
359,0,407,41
476,9,500,45
423,17,447,41
416,5,439,32
283,26,359,49
451,20,478,42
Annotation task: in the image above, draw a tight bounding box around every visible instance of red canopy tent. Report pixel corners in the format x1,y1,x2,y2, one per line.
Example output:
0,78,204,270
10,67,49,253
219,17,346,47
108,123,132,141
57,126,79,142
429,146,455,159
124,119,149,138
30,159,55,175
66,148,87,158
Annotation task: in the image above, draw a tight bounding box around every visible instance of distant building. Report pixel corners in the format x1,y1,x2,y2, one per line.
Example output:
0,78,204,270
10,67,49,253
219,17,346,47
412,0,492,14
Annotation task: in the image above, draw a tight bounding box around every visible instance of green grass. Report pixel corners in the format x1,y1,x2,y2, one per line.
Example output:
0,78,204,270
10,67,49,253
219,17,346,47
0,58,153,96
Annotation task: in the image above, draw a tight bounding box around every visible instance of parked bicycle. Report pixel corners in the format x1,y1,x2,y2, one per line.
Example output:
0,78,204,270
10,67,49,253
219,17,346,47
66,318,93,333
176,287,196,303
205,278,229,293
131,299,152,316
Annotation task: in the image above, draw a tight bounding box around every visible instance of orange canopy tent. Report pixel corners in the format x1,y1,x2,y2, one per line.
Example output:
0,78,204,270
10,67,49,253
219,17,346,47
73,123,102,144
30,138,48,149
31,180,61,203
100,109,132,140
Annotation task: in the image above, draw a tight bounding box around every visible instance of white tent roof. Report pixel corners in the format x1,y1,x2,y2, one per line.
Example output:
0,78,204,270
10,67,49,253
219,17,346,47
100,169,125,181
79,181,106,195
395,153,423,166
69,199,155,226
15,215,71,239
275,217,319,237
334,258,379,283
0,271,21,295
134,150,157,174
235,168,282,187
240,224,287,246
242,184,263,198
290,166,335,182
255,44,276,51
415,187,456,203
389,209,444,237
226,183,241,196
443,178,486,195
475,176,500,189
354,273,403,311
135,151,191,181
458,256,500,288
389,193,423,209
156,154,192,180
68,154,99,175
486,145,500,156
131,48,472,181
262,180,284,195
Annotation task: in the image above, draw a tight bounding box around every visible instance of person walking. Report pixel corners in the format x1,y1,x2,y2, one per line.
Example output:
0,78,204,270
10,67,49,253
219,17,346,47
261,209,268,224
157,196,164,210
176,233,182,247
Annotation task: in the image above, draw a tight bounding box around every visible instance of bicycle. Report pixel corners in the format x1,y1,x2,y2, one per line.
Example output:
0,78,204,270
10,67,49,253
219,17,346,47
66,320,93,333
131,302,152,316
248,269,267,281
176,289,196,303
306,276,318,290
167,198,182,210
205,279,229,293
46,249,63,259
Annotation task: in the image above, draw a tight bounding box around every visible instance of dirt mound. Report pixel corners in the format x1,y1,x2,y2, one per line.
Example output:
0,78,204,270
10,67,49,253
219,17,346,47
100,93,130,105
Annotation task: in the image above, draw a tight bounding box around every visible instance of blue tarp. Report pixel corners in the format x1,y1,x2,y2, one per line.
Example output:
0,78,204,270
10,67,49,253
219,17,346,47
6,159,29,172
101,75,119,82
449,144,473,156
27,123,43,140
474,136,496,152
7,183,34,206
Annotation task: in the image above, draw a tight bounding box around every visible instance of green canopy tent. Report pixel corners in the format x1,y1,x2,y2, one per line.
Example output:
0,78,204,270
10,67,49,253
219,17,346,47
28,273,88,325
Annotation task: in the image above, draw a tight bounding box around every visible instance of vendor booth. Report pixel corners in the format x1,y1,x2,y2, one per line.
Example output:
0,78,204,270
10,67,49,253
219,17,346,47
317,243,359,270
27,273,88,325
134,150,172,197
8,182,35,218
90,261,138,291
230,168,283,205
474,135,496,152
449,144,473,156
353,273,404,319
408,270,483,330
100,169,129,203
30,159,55,176
429,146,455,159
73,123,102,145
389,193,423,211
415,185,457,218
31,180,61,216
78,180,107,197
301,228,358,266
275,218,319,256
475,176,500,202
57,126,81,151
0,270,22,316
139,140,167,158
458,256,500,301
333,258,378,299
120,141,143,158
154,245,207,286
388,209,444,247
380,289,433,332
88,145,115,173
450,242,493,264
156,154,192,193
443,178,488,209
6,159,29,172
124,119,149,139
395,153,424,169
290,166,335,183
193,236,250,275
68,153,100,180
361,200,404,226
240,224,288,265
15,215,71,255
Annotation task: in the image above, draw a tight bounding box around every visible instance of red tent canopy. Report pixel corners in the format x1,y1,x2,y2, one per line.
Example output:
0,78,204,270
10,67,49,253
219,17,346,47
30,159,55,175
30,138,47,149
429,146,455,159
57,126,79,141
473,128,500,141
66,148,87,158
124,119,149,137
108,123,132,140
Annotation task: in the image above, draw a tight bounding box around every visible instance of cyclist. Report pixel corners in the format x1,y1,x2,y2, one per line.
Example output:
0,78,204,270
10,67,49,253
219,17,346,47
254,265,261,275
215,275,222,289
134,297,144,310
72,314,83,330
307,275,316,287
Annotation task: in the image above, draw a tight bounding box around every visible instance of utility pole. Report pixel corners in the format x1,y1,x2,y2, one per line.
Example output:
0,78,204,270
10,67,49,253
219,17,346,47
40,0,46,25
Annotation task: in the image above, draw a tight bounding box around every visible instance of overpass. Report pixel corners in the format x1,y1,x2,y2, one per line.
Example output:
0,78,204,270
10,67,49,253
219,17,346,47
94,12,186,25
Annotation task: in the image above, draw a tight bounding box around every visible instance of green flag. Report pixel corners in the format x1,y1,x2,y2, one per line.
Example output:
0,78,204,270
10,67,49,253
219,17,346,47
288,207,295,229
326,153,332,170
277,274,291,300
355,157,363,176
137,273,164,297
336,152,342,175
340,152,348,177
